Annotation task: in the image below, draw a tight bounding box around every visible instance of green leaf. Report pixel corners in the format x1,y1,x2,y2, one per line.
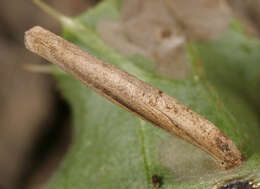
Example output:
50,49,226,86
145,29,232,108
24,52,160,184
45,0,260,188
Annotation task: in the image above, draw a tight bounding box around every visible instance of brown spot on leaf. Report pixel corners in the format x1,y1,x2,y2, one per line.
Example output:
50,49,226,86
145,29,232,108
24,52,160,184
217,100,222,108
152,175,162,188
196,59,203,67
160,29,172,39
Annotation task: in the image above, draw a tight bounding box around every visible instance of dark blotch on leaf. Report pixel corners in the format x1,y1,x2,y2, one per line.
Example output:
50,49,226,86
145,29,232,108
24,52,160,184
152,175,163,188
220,180,252,189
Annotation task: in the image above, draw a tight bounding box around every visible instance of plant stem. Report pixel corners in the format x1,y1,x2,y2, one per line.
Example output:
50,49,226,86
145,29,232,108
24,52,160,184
33,0,66,22
24,26,243,169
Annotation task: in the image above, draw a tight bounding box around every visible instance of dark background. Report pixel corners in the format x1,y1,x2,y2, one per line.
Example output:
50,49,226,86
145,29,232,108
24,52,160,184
0,0,98,188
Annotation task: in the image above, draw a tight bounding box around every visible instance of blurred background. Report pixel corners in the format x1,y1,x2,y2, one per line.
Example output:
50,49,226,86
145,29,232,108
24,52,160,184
0,0,98,188
0,0,260,188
